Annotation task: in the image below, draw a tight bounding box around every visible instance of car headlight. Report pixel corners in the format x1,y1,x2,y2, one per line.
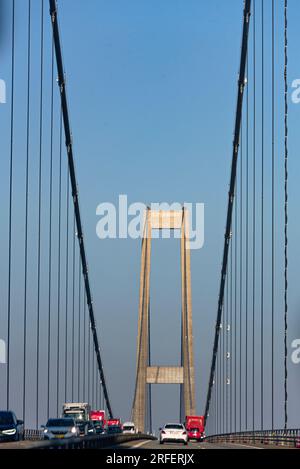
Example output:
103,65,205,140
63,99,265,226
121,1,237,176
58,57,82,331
71,427,77,434
2,429,17,435
43,429,48,434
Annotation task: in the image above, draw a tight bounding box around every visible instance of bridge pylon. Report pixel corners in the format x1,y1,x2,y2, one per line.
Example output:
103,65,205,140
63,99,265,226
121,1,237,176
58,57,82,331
131,208,196,433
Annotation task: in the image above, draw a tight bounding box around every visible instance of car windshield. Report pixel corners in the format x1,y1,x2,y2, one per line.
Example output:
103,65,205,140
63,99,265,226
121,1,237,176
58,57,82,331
47,419,74,427
190,428,199,431
164,424,184,430
0,412,14,425
124,426,134,430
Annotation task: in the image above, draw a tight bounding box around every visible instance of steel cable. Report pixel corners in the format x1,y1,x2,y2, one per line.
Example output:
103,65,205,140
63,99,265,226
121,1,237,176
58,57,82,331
56,111,63,417
283,0,288,431
47,37,54,420
252,0,256,432
36,0,44,427
7,0,15,412
23,0,31,422
260,0,265,432
64,163,70,403
271,0,275,431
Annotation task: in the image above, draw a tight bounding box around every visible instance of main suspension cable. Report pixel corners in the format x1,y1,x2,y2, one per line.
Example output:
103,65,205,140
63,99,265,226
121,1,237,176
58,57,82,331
49,0,113,416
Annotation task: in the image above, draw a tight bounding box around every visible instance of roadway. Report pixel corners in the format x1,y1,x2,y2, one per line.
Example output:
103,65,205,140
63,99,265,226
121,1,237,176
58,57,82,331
111,439,263,450
0,437,281,450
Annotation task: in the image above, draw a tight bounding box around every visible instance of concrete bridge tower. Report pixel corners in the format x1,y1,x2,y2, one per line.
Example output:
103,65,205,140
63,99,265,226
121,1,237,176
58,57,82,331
131,208,196,433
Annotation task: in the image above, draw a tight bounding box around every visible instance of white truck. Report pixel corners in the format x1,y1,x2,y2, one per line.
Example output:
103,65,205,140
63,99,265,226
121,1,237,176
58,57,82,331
122,422,136,434
62,403,91,436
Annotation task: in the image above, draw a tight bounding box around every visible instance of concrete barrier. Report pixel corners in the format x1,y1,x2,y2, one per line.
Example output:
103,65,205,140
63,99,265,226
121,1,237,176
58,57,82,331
25,433,156,450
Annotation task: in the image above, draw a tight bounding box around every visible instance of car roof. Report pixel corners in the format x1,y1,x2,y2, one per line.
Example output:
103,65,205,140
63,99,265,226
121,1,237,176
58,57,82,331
164,423,184,426
47,418,74,423
0,411,15,418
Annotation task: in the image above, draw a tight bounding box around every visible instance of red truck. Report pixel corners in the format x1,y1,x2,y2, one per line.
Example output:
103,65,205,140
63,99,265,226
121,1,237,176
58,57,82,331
185,416,205,442
106,418,122,434
107,418,121,427
90,410,106,434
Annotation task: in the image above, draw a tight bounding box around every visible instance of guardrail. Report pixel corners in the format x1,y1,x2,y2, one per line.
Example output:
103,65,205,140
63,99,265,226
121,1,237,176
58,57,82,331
206,429,300,448
24,429,44,441
24,432,156,449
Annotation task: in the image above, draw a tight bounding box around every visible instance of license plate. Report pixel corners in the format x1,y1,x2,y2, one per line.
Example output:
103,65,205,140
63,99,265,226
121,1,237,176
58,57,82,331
55,435,64,439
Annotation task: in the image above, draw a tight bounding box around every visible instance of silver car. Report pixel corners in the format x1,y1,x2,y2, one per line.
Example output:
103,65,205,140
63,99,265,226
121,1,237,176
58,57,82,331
42,418,80,440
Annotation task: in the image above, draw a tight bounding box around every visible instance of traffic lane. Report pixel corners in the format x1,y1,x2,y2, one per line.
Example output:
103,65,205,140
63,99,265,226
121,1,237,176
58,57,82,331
117,440,263,450
108,439,156,450
0,440,41,449
139,440,260,450
0,438,266,451
141,440,201,450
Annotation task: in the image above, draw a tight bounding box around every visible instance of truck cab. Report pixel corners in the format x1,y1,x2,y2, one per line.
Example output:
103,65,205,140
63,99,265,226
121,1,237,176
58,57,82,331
106,418,122,434
90,410,106,434
185,415,205,442
62,403,91,436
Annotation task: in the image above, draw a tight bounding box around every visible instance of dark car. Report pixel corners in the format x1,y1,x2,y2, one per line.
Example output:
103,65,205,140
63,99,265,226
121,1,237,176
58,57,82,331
92,421,105,435
107,425,122,435
77,420,88,436
76,420,96,436
86,421,96,435
0,411,24,442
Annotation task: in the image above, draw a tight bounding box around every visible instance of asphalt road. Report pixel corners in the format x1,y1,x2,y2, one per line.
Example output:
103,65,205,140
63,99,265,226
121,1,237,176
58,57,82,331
115,439,263,450
0,437,278,450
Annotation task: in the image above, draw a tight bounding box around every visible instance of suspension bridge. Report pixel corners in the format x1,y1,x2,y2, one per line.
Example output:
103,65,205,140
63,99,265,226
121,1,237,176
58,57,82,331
0,0,299,450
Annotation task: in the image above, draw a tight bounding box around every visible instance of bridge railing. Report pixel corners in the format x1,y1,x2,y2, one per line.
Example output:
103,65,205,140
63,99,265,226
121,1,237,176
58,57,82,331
206,429,300,448
24,429,44,441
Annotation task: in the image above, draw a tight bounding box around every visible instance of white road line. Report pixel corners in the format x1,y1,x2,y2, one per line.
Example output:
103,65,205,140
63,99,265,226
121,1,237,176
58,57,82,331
194,442,263,450
131,440,152,449
228,443,263,450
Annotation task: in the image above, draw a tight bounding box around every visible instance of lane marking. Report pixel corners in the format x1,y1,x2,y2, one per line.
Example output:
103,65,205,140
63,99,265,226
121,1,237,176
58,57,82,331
132,440,152,449
194,442,263,450
227,443,263,450
206,442,263,450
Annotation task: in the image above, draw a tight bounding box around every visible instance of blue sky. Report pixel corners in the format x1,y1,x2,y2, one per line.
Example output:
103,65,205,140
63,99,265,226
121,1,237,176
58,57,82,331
58,0,242,429
0,0,300,431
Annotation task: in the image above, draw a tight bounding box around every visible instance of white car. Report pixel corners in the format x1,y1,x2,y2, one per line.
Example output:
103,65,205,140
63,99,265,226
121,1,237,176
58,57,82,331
122,422,136,434
159,423,188,445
